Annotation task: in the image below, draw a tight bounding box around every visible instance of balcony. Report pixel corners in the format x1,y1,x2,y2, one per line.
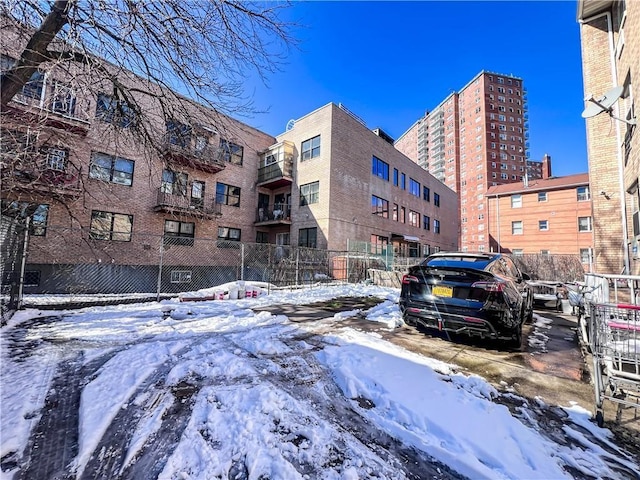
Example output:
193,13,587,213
162,136,226,173
153,188,222,218
258,141,294,189
5,83,91,136
2,160,82,197
257,158,293,188
255,203,292,225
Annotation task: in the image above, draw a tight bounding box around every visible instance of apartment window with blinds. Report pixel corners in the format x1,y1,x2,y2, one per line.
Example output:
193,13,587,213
300,181,319,206
301,135,320,161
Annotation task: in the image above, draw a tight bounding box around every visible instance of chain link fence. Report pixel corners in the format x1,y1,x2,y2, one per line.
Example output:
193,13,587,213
1,224,392,316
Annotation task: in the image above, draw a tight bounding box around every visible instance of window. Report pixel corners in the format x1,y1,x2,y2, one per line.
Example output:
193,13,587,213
51,82,76,116
162,170,188,196
21,71,44,100
44,147,67,171
300,181,319,206
511,194,522,208
371,195,389,218
96,93,136,127
580,248,593,264
170,271,192,283
400,173,406,190
422,244,431,257
256,231,269,243
433,219,440,234
423,186,430,201
409,178,420,197
166,119,192,148
539,220,549,231
90,211,133,241
393,204,398,221
1,201,49,236
399,206,406,223
218,226,241,241
393,168,399,186
90,152,134,186
538,192,547,202
423,215,430,231
24,270,41,287
370,235,389,255
298,227,317,248
216,182,241,207
512,220,523,235
434,193,440,207
220,139,244,165
578,216,593,232
301,135,321,161
512,249,523,256
164,220,195,246
577,186,591,201
372,156,389,180
409,210,420,227
540,250,550,256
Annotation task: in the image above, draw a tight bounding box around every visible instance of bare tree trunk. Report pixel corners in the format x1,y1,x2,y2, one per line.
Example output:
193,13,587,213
0,0,71,109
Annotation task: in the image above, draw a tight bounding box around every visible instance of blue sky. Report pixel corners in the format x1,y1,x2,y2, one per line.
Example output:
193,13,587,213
245,1,587,177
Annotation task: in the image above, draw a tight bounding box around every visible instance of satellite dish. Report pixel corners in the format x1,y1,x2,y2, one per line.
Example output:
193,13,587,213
285,119,295,131
581,86,624,118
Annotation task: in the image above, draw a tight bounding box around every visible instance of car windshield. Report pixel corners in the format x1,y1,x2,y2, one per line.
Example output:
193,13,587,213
423,255,492,270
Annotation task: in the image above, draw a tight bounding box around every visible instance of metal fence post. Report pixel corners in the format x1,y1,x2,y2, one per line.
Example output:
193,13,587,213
16,217,31,310
295,248,299,286
156,237,164,302
240,242,245,281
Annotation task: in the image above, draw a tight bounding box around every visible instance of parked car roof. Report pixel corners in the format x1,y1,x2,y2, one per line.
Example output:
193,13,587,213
422,252,500,270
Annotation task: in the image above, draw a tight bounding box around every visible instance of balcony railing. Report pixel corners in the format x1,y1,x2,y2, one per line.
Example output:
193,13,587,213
162,136,226,173
154,188,222,217
255,204,292,224
2,160,82,196
257,158,294,187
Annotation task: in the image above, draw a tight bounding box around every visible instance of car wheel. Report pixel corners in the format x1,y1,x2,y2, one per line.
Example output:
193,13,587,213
506,324,523,350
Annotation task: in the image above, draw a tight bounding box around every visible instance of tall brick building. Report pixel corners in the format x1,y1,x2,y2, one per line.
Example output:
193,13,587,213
395,71,550,253
578,0,639,275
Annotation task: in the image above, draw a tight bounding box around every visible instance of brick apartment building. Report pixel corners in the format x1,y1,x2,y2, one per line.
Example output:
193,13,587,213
1,33,456,292
485,173,594,269
578,0,639,275
395,71,558,253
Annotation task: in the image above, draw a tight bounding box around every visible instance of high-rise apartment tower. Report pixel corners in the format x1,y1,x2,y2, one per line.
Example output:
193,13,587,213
396,71,534,252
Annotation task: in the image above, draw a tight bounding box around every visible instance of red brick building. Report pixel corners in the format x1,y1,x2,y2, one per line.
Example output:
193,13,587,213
485,173,594,269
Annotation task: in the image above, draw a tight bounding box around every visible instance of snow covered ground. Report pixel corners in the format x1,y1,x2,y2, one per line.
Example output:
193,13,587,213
1,283,638,479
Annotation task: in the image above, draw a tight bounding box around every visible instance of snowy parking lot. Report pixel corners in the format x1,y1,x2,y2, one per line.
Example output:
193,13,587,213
2,284,639,479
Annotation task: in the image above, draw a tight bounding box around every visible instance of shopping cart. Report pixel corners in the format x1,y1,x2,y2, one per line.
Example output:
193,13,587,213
589,303,640,426
565,283,601,349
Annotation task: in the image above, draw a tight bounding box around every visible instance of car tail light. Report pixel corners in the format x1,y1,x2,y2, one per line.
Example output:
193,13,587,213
402,274,419,284
471,280,505,292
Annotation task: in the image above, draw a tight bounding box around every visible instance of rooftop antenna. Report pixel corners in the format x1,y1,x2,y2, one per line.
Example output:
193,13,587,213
582,86,636,125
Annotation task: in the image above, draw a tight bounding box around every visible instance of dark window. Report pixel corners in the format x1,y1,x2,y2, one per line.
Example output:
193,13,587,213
220,139,244,165
166,119,192,147
90,152,134,186
434,193,440,207
256,231,269,243
434,219,441,234
24,270,41,287
51,82,76,116
162,170,188,196
170,271,192,283
299,227,317,248
423,215,430,231
393,168,399,186
301,135,321,161
372,156,389,180
90,211,133,241
409,178,420,197
300,181,319,206
96,93,136,127
400,173,406,190
22,71,44,100
216,182,241,206
423,186,430,202
371,195,389,218
218,226,241,241
164,220,195,246
538,192,547,202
